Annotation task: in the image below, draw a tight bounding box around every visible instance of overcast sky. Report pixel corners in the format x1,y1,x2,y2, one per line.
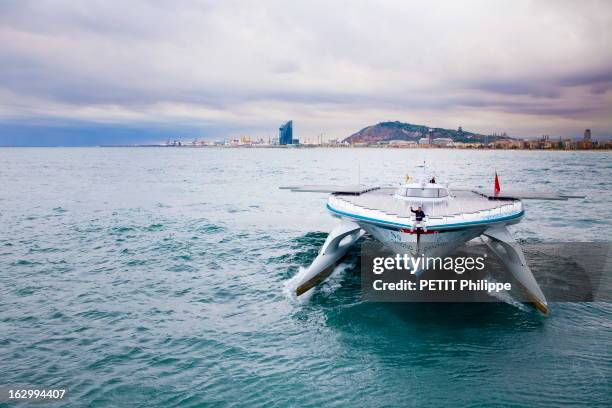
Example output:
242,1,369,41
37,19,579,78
1,0,611,145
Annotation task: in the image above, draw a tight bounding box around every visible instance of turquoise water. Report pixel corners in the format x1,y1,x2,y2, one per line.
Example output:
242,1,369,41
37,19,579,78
0,148,610,407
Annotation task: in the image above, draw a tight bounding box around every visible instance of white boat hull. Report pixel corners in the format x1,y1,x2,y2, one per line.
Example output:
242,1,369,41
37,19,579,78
361,223,484,274
294,212,548,313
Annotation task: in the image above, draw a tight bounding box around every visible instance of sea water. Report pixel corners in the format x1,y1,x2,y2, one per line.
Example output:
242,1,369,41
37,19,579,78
0,147,610,407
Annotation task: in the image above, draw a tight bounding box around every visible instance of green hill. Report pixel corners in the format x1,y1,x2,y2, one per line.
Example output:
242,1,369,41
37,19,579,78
342,121,505,144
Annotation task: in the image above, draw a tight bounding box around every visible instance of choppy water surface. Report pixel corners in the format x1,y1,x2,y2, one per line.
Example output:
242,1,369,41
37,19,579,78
0,148,610,407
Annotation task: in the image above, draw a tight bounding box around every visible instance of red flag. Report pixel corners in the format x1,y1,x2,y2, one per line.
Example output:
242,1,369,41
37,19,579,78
494,171,501,195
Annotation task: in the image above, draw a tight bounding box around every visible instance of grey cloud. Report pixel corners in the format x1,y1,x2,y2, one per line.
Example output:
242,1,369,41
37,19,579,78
558,70,612,87
471,80,562,99
557,69,612,95
0,0,611,139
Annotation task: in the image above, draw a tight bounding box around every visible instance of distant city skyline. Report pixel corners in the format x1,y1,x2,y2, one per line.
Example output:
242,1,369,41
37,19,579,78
1,1,612,146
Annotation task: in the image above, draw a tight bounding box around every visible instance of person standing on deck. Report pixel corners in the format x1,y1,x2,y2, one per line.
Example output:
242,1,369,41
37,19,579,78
410,206,427,232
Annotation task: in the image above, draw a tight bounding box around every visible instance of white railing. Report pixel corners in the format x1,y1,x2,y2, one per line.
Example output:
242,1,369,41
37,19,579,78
328,196,522,226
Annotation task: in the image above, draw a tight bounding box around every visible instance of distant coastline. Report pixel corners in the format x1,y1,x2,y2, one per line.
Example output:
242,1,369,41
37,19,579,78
150,138,612,151
2,144,610,150
3,120,610,149
153,121,610,151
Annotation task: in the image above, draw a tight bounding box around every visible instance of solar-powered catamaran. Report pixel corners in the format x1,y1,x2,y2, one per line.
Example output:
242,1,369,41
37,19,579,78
282,164,582,314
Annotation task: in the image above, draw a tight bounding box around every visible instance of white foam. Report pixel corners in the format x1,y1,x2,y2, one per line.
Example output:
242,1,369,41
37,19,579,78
284,262,352,303
320,262,351,294
485,275,530,312
283,266,314,304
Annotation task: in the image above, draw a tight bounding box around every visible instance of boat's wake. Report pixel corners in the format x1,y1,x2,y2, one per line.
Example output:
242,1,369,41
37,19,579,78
283,266,314,304
484,274,530,312
284,262,352,304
